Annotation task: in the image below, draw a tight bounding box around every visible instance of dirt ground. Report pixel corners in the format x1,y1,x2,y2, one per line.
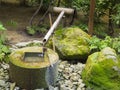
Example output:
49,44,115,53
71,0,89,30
0,5,47,44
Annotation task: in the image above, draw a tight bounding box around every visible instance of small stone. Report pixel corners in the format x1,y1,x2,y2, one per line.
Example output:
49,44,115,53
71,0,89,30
70,75,78,81
1,64,9,69
58,69,62,72
48,85,55,90
32,40,42,44
73,81,78,85
77,86,82,90
70,73,80,81
59,64,64,70
78,71,82,74
63,74,69,79
14,87,20,90
70,65,75,68
72,73,77,76
80,83,85,88
34,89,44,90
78,79,83,84
15,41,32,47
81,87,86,90
64,80,73,87
0,80,6,87
64,68,70,73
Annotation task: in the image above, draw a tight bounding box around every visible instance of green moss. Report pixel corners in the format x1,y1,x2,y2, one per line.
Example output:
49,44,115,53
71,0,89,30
48,27,91,60
9,46,59,69
82,47,120,90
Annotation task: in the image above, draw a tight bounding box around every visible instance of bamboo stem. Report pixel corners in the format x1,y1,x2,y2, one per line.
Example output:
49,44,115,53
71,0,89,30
43,11,65,46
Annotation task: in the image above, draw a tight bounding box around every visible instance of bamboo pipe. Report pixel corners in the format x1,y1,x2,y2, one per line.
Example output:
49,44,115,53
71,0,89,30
42,11,65,46
50,7,74,15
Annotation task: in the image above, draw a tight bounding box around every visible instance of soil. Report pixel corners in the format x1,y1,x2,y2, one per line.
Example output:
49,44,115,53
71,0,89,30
0,5,47,44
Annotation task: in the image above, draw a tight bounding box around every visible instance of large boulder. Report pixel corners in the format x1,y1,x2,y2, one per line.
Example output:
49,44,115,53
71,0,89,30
82,47,120,90
48,27,90,60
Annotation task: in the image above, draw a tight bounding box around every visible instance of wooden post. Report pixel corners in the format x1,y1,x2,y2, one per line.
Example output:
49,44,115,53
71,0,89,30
49,13,56,52
88,0,96,36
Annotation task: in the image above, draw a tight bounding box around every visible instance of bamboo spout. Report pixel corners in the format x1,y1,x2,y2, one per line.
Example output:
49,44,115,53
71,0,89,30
42,11,65,46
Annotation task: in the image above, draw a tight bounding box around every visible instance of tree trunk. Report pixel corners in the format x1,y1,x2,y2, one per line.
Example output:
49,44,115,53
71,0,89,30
108,8,114,35
88,0,96,36
57,0,61,7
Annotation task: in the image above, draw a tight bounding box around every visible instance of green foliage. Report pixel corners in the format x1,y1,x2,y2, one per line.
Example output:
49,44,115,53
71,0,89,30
0,23,10,61
27,25,48,35
61,0,89,12
99,36,112,50
27,26,36,35
0,22,6,31
0,22,6,43
72,0,89,11
112,37,120,53
88,36,120,53
78,24,88,32
26,0,52,7
94,23,108,38
87,36,101,52
73,0,120,27
26,0,40,6
112,4,120,25
6,20,18,27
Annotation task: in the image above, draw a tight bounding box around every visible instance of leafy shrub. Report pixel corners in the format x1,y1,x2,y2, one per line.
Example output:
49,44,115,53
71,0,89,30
26,25,48,35
0,22,10,61
6,20,18,27
87,36,120,54
26,0,52,7
112,37,120,53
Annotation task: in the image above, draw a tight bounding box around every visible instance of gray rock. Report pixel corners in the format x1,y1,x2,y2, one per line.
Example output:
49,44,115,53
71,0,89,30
0,80,6,87
15,41,32,47
79,83,85,88
77,86,82,90
70,73,81,81
1,63,9,70
15,40,42,48
81,88,86,90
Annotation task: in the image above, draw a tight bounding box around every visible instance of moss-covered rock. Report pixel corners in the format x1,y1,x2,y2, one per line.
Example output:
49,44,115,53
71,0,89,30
82,47,120,90
47,27,90,60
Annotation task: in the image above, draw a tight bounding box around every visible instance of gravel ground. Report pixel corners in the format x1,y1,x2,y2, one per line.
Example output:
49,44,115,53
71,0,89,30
58,60,86,90
0,60,86,90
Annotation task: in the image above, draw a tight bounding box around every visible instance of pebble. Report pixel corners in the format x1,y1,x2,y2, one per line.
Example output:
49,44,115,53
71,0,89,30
58,60,86,90
0,80,6,87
